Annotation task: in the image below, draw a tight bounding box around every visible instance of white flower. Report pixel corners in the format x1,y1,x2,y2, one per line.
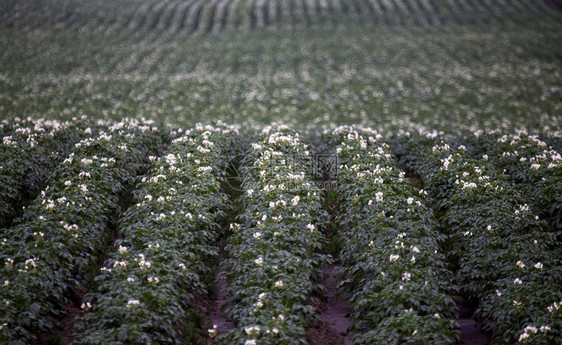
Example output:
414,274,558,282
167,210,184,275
245,325,261,335
410,256,416,263
275,280,284,288
127,299,140,308
291,195,300,206
519,326,538,342
389,254,399,262
139,260,151,269
402,272,411,281
517,261,525,269
375,192,383,202
547,301,562,313
514,278,522,285
412,246,420,253
530,163,540,170
406,197,414,205
81,302,92,310
244,340,257,345
255,256,264,266
247,189,254,198
496,289,502,296
208,325,217,338
253,232,262,240
307,223,315,232
119,246,128,254
540,325,550,333
65,180,72,187
127,277,136,282
534,262,543,270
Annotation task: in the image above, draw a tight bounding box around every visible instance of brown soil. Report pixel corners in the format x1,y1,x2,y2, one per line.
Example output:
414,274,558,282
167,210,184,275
207,268,235,341
457,318,491,345
452,290,491,345
547,0,562,11
308,266,354,345
33,289,85,345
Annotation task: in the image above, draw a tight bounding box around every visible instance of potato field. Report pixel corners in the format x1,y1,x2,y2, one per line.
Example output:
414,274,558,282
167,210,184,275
0,1,561,345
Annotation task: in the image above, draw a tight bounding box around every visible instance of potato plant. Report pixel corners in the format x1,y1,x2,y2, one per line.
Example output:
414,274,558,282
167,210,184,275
0,119,164,344
76,124,234,344
331,126,459,345
221,126,331,345
397,133,562,344
0,116,95,226
467,132,562,230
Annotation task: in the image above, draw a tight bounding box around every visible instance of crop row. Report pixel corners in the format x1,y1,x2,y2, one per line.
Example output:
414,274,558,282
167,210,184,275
0,119,164,344
396,133,561,344
0,117,94,226
467,132,561,230
221,127,330,344
331,126,458,344
2,0,558,36
76,124,234,344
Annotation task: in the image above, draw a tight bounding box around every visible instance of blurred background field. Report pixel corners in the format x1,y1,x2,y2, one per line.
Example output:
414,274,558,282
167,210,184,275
0,0,561,135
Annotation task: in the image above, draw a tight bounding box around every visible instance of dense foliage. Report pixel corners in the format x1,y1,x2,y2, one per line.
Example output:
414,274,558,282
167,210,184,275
1,1,561,344
221,127,330,345
77,124,234,344
331,126,458,344
0,117,93,226
395,133,562,344
0,119,164,344
466,132,562,230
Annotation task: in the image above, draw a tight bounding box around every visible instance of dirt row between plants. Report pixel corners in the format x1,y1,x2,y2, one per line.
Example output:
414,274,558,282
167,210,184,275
307,265,354,345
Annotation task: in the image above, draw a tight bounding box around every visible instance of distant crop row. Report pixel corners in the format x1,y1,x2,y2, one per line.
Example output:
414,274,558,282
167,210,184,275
2,0,559,35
